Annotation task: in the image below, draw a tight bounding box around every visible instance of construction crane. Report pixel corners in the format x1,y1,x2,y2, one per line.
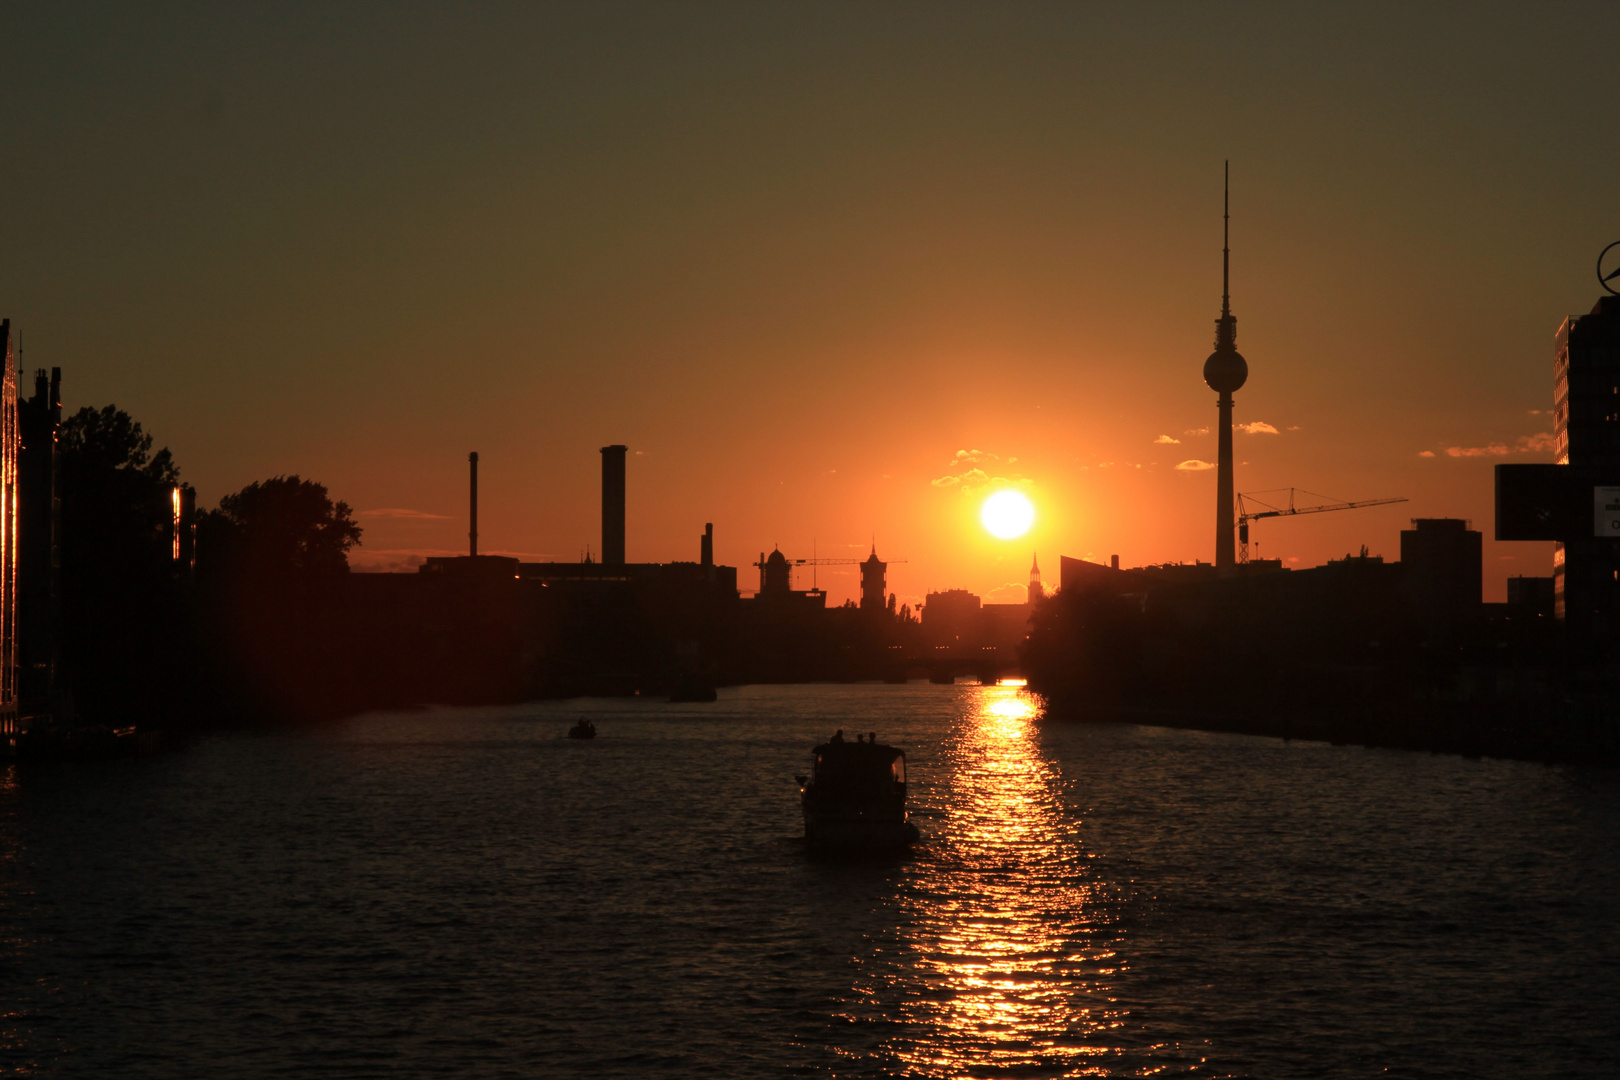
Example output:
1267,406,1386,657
1235,488,1408,564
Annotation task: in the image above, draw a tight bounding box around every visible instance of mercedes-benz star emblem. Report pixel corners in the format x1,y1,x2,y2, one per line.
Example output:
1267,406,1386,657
1600,241,1620,296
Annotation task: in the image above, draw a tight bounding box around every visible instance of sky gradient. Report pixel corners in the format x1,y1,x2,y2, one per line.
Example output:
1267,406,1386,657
4,3,1617,603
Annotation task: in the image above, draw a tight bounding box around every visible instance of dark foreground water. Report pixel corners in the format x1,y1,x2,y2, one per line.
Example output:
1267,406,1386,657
3,683,1619,1078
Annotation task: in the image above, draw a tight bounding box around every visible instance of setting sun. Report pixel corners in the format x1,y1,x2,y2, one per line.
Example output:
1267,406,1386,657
980,490,1035,539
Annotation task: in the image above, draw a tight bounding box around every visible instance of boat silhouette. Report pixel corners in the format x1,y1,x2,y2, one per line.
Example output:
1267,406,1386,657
797,733,918,852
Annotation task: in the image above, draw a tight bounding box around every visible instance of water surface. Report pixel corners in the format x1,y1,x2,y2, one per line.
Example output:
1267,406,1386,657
3,683,1617,1077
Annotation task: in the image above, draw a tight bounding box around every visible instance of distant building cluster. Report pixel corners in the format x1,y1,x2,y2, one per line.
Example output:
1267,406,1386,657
343,444,1044,702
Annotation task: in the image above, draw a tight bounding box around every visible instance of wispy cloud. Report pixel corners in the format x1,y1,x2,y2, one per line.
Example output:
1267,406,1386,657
1238,421,1278,435
1519,432,1555,452
1154,434,1181,444
1431,432,1553,458
1184,427,1209,437
953,449,1000,465
350,546,557,571
359,508,450,520
933,467,1032,494
1175,459,1216,472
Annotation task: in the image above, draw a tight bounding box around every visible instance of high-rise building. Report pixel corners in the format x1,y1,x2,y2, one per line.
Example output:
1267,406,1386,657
1400,518,1482,627
1551,295,1620,627
1203,163,1248,573
0,324,17,740
18,366,61,715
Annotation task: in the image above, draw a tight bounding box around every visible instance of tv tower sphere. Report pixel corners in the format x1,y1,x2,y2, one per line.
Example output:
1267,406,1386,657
1204,342,1247,394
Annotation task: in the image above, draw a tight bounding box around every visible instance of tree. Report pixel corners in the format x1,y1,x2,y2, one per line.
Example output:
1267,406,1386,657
61,404,178,483
207,476,361,579
196,476,364,724
58,406,188,726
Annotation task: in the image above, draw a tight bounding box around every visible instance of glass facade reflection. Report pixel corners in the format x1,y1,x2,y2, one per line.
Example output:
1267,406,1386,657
0,325,16,738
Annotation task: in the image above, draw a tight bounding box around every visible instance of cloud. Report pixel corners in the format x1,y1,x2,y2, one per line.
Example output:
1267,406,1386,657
1184,427,1210,437
986,582,1029,604
932,468,985,489
358,508,450,520
1528,409,1543,415
1286,425,1302,431
1238,421,1279,435
953,449,1000,465
1434,433,1551,458
350,546,556,571
1175,459,1216,471
1154,434,1181,444
350,552,429,573
1518,432,1555,453
932,468,1032,495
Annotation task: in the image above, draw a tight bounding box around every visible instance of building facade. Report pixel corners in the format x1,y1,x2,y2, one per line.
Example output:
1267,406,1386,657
1551,295,1620,630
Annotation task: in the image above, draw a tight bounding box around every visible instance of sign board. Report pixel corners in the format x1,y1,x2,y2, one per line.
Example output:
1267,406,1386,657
1496,464,1582,540
1495,464,1620,541
1596,487,1620,538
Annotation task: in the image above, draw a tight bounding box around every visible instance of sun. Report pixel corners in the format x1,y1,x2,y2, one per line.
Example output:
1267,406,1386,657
980,490,1035,539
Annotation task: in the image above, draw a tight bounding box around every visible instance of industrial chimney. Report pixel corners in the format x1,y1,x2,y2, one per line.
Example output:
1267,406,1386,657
701,523,713,569
601,445,627,566
468,452,479,557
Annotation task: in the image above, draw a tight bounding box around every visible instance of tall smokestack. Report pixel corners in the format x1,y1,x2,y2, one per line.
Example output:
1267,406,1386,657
701,522,713,569
601,445,626,566
469,452,479,557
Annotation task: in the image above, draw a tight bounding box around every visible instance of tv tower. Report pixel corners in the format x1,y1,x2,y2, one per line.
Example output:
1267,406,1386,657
1203,162,1248,572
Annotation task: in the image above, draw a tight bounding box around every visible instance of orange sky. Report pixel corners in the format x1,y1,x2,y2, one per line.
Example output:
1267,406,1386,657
4,4,1616,603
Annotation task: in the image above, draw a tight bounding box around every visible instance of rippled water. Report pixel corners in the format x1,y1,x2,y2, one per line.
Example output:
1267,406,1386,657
3,683,1618,1077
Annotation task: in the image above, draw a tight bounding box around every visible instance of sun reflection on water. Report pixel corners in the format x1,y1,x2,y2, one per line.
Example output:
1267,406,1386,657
884,684,1126,1076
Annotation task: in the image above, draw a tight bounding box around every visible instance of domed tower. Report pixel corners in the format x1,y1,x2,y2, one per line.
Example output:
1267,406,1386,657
1203,162,1248,572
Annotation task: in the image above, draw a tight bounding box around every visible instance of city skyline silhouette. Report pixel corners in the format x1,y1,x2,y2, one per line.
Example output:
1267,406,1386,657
2,5,1613,606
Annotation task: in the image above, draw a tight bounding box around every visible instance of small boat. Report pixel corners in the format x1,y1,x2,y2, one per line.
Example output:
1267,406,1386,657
798,734,919,853
567,719,596,740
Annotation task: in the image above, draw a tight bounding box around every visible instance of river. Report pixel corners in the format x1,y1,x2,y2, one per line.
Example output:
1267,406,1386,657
3,682,1617,1077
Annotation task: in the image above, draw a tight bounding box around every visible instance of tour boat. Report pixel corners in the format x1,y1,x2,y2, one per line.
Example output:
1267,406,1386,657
797,735,918,852
567,719,596,740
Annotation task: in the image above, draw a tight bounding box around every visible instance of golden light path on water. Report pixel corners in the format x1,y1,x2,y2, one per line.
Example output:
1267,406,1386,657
883,684,1127,1076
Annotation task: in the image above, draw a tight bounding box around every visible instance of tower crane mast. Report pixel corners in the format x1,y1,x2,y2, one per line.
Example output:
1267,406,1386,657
1236,488,1407,564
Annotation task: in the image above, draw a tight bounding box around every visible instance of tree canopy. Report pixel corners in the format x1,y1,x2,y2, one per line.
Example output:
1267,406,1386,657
61,404,179,482
211,475,362,577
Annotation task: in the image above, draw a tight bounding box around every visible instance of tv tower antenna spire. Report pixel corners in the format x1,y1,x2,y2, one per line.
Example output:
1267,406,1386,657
1203,160,1249,573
